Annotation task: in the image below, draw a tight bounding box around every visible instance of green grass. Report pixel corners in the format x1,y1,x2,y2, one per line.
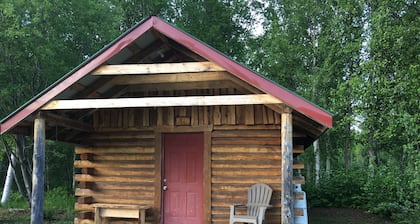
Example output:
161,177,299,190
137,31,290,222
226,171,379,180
0,187,75,223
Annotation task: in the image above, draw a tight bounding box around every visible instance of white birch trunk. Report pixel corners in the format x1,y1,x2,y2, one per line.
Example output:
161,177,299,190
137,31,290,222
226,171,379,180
1,154,16,205
314,139,320,185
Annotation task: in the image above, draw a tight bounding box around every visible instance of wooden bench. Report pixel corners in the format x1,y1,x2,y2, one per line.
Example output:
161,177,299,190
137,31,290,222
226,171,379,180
92,203,152,224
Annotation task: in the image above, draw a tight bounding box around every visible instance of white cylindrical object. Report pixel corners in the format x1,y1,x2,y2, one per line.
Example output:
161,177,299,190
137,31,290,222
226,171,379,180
294,184,308,224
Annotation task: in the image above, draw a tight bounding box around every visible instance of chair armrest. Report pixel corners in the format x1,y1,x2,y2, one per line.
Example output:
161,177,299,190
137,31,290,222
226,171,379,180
229,204,247,216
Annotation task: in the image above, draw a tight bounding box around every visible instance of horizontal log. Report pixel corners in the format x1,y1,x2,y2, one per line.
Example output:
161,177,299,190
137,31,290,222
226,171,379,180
213,125,281,130
94,182,154,191
78,196,93,204
293,145,305,154
111,71,230,85
295,208,305,216
75,188,154,198
212,138,281,146
75,146,154,154
294,192,305,200
77,211,93,220
41,94,282,110
92,168,154,176
212,177,281,184
93,154,154,161
293,176,305,185
84,132,155,140
91,62,225,75
74,218,94,224
212,153,281,161
211,185,281,192
211,201,282,209
212,130,280,138
211,163,279,169
74,161,154,169
75,174,154,183
75,203,94,211
212,146,280,153
213,146,304,154
211,207,281,216
90,197,153,205
212,170,280,176
293,161,305,169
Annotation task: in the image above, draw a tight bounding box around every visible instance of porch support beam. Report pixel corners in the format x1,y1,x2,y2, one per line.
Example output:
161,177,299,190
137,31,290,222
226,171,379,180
281,107,294,224
31,114,45,224
91,61,225,75
41,94,283,110
42,112,94,132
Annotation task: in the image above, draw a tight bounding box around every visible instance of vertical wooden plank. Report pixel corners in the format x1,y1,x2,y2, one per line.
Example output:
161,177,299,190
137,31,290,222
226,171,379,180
235,105,245,124
157,108,163,126
254,105,264,124
203,131,212,224
128,109,135,128
266,106,275,124
168,107,174,126
213,106,221,125
245,105,255,125
191,106,199,126
154,133,162,223
31,115,45,224
281,107,294,224
262,106,269,124
143,108,150,127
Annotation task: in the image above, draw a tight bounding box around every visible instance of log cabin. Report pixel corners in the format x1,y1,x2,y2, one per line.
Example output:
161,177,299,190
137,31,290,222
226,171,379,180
0,16,332,224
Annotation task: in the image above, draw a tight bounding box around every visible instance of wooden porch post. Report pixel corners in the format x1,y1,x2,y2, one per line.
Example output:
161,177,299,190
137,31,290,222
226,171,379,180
31,114,45,224
281,107,294,224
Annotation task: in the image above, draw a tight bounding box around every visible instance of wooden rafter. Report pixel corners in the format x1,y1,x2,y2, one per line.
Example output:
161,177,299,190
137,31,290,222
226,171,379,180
111,71,230,85
42,113,93,132
91,62,225,75
123,80,235,93
41,94,283,110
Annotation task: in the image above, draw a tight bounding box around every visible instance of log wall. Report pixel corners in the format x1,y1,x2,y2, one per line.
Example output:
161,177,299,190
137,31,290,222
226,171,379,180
74,130,156,223
74,104,303,224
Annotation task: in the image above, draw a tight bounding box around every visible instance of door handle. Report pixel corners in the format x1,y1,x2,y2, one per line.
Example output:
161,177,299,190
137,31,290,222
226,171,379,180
163,185,168,191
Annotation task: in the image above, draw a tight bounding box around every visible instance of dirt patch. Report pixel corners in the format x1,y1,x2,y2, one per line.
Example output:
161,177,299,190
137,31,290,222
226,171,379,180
309,207,394,224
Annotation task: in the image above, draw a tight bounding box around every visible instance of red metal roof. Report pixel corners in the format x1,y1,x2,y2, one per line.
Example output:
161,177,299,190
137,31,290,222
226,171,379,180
0,16,332,135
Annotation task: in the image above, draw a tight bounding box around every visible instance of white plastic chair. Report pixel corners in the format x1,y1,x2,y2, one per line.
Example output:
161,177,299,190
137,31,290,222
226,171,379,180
229,183,273,224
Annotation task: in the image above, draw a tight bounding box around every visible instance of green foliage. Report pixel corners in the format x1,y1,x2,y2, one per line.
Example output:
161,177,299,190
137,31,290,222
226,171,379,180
305,169,365,208
362,162,420,223
1,188,75,222
1,191,29,209
45,141,75,191
44,187,75,221
306,163,419,223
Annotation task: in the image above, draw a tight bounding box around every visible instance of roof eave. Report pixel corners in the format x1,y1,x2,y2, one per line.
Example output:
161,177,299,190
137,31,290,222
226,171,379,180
0,17,156,135
151,17,333,128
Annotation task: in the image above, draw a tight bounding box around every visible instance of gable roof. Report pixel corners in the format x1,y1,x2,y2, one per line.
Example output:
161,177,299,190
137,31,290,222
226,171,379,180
0,16,332,136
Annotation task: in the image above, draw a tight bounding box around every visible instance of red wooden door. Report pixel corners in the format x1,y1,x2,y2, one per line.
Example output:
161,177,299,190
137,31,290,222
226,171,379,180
163,133,204,224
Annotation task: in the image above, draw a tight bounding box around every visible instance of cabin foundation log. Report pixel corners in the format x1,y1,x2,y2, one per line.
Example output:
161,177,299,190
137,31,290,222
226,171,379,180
281,108,294,224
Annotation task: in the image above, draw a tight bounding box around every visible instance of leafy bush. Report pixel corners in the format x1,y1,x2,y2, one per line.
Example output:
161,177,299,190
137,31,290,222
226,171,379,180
305,168,365,208
362,162,419,224
44,187,75,221
305,162,419,224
